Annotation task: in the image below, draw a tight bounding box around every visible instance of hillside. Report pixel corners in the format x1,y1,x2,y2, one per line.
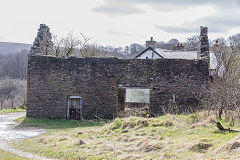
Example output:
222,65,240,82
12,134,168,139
0,42,31,55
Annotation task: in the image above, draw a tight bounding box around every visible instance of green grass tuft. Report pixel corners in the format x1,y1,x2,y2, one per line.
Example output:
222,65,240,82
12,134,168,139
0,108,25,114
0,149,29,160
16,116,106,129
111,119,123,130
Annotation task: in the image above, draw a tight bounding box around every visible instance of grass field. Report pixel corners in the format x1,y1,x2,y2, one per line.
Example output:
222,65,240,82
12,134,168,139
0,108,25,114
14,112,240,160
0,149,29,160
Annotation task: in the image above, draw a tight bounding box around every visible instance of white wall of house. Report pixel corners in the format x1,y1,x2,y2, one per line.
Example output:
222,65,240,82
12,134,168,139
209,52,218,70
137,50,162,59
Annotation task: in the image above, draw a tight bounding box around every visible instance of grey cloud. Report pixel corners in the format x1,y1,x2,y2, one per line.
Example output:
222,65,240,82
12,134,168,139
155,26,199,33
202,15,240,28
107,29,134,37
117,0,240,8
156,5,240,34
156,25,227,34
92,0,145,16
107,29,147,38
93,0,240,15
156,16,231,34
94,0,240,34
92,5,144,16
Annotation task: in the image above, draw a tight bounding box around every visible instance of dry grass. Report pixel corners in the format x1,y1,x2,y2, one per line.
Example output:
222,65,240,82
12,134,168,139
0,149,29,160
14,112,240,160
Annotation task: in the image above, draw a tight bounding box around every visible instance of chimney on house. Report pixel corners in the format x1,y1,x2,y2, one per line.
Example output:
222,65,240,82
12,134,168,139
146,37,156,49
213,40,220,53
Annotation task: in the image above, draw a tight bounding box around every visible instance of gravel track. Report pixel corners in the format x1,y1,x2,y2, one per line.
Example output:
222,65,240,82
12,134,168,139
0,112,55,160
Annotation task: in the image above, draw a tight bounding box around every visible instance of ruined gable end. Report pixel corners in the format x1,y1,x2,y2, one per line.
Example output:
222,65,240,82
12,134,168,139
30,24,54,56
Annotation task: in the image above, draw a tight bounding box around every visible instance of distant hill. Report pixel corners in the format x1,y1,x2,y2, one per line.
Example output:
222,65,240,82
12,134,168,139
0,42,32,55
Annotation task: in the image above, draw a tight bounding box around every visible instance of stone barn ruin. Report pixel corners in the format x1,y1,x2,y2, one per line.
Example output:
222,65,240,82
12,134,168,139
27,57,209,119
26,25,211,120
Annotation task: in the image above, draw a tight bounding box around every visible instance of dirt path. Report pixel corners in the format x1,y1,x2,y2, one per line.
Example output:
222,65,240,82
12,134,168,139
0,112,55,160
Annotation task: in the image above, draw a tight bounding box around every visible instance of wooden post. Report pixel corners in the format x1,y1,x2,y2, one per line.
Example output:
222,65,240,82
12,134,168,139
67,97,70,120
79,98,83,121
216,122,239,132
22,100,26,109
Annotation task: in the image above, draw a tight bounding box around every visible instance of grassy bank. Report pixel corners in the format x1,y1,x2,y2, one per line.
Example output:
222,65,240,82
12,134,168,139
16,116,106,129
14,113,240,159
0,149,29,160
0,108,25,114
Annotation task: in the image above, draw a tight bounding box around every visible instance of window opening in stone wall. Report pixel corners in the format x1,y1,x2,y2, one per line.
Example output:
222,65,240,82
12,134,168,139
125,88,150,103
67,96,83,120
117,88,150,117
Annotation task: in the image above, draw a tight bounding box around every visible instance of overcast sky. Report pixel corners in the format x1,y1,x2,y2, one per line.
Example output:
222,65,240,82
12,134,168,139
1,0,240,47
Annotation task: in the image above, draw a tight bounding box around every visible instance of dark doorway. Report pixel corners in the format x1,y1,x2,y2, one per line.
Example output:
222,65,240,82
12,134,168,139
67,96,83,120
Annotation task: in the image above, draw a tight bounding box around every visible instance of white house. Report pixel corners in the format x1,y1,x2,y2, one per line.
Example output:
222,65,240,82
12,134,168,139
135,37,224,77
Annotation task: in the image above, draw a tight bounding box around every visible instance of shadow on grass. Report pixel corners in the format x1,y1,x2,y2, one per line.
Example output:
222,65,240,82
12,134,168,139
16,116,108,129
213,130,232,134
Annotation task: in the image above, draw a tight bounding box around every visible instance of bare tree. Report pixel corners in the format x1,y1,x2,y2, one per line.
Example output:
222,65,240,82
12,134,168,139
0,50,28,79
210,37,227,51
62,32,81,57
53,32,110,58
130,43,144,54
0,50,28,109
53,35,63,57
185,35,199,50
0,77,26,109
80,43,107,57
229,33,240,47
203,40,240,119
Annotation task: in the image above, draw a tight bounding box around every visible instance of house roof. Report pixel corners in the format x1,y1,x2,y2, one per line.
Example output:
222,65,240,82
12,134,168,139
159,50,197,60
210,52,223,70
135,46,164,59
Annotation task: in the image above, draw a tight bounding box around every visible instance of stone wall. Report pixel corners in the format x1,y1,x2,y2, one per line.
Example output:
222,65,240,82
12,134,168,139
27,55,209,119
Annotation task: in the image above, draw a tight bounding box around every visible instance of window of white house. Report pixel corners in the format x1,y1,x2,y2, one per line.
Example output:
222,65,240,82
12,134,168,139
125,88,150,103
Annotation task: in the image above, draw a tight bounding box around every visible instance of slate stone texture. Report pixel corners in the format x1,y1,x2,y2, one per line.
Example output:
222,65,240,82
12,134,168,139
27,55,209,119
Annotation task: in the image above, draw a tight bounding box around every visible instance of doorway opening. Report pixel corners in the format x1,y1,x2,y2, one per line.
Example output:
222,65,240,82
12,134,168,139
67,96,83,120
